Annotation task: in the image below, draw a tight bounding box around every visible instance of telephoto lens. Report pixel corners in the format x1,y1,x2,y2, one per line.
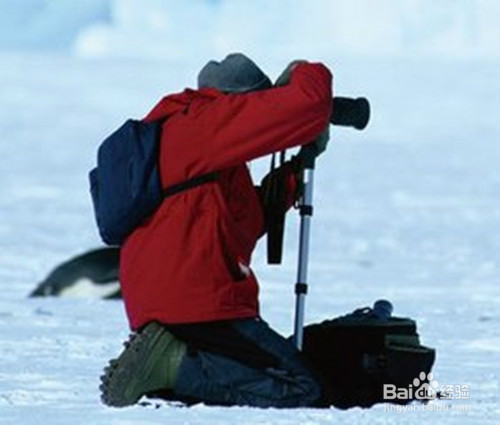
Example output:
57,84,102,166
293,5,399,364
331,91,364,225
330,97,370,130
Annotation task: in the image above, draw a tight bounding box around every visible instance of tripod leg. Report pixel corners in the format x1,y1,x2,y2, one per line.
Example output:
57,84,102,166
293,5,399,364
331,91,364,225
293,167,315,350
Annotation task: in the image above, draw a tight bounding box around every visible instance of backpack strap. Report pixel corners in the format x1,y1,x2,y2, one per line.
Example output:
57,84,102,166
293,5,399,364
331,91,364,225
155,114,218,200
163,172,219,199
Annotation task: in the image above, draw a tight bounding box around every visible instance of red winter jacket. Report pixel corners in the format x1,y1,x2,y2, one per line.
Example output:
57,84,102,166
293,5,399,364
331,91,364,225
120,63,333,330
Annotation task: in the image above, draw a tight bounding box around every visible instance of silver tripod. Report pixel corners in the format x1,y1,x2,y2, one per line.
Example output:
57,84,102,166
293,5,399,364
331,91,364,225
291,96,370,350
293,161,316,350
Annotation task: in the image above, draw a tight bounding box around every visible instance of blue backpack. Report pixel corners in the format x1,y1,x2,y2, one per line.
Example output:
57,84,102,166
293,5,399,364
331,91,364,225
89,119,217,245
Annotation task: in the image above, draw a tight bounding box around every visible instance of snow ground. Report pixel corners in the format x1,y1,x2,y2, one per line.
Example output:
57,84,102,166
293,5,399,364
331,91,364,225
0,53,499,424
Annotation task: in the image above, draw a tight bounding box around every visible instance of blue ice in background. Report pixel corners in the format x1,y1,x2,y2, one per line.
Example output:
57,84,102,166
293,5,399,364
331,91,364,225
0,0,499,60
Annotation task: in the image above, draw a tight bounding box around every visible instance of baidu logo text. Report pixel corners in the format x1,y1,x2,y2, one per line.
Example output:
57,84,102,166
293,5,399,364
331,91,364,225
384,372,440,401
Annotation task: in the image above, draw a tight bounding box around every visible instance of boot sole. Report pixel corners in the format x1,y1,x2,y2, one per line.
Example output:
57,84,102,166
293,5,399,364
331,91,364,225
100,322,176,407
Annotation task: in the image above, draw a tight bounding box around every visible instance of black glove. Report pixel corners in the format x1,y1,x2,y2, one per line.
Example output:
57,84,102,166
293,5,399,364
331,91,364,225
298,125,330,167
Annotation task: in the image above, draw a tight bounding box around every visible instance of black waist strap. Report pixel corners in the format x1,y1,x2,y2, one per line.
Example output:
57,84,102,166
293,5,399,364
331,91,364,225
163,172,218,199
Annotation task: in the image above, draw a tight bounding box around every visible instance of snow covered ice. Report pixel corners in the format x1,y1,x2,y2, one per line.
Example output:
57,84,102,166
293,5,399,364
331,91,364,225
0,1,499,424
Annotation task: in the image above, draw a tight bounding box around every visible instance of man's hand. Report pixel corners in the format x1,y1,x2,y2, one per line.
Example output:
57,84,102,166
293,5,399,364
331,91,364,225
274,60,307,87
298,125,330,167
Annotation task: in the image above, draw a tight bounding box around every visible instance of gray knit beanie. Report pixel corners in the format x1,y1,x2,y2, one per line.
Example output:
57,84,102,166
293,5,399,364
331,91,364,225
197,53,272,93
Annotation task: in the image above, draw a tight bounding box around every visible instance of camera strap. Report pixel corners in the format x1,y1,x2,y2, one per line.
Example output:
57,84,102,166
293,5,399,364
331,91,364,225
265,150,287,265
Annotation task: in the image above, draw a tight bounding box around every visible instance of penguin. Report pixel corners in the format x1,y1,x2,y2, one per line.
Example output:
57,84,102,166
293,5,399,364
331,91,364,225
30,247,121,299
